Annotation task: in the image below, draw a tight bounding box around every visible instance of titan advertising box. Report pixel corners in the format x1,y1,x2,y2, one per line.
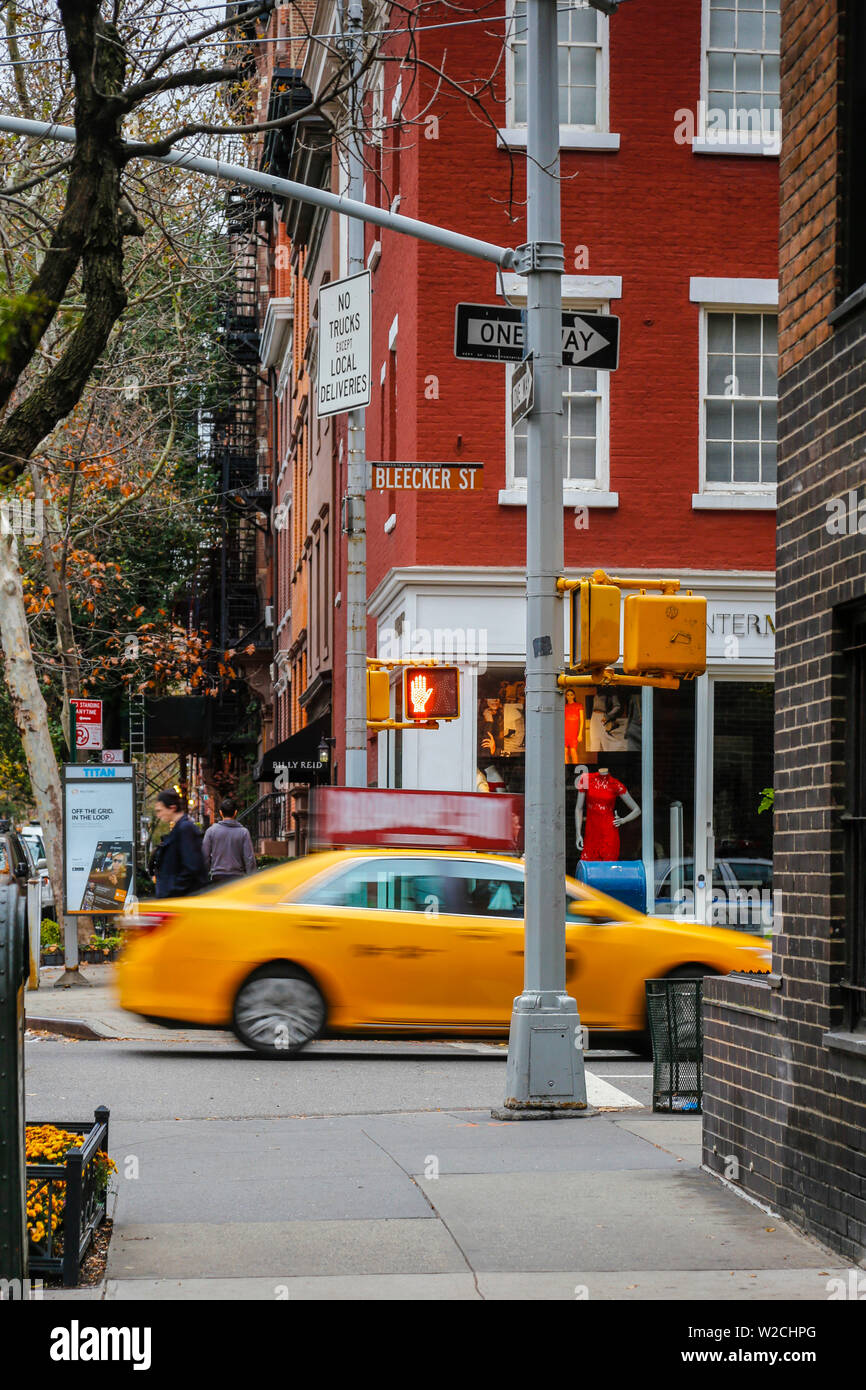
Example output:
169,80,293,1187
63,764,136,914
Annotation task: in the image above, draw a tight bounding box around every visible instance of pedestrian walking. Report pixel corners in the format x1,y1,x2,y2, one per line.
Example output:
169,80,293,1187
202,798,256,886
152,790,207,898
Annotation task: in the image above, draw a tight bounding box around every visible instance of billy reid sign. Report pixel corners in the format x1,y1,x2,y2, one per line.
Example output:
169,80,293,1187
317,270,372,417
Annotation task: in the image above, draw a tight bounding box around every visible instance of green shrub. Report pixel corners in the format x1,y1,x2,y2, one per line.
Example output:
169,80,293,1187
40,919,62,948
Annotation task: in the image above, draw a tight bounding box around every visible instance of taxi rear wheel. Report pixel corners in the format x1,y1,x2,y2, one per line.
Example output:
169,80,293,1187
232,963,326,1057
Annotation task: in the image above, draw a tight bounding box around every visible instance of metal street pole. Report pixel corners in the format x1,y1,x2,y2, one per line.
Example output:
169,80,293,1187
343,0,368,789
500,0,587,1113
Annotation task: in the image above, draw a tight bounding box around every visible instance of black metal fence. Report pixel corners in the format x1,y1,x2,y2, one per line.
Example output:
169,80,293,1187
27,1106,111,1287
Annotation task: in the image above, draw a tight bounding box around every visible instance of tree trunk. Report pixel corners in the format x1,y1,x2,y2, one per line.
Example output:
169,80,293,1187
29,463,81,750
0,526,80,966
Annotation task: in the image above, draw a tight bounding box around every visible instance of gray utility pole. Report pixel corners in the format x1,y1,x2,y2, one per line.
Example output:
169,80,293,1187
499,0,586,1113
343,0,368,789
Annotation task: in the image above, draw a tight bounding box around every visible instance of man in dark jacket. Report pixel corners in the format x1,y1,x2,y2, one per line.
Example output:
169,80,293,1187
202,798,256,885
152,790,207,897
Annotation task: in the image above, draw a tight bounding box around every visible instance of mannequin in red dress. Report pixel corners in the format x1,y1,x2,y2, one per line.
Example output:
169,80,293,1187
576,768,641,861
564,689,585,763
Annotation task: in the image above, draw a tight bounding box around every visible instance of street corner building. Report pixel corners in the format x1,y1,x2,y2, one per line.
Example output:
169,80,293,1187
701,0,866,1265
246,2,782,881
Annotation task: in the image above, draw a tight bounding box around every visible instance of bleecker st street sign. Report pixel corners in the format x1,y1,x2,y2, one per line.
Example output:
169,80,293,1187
454,303,620,370
368,463,483,491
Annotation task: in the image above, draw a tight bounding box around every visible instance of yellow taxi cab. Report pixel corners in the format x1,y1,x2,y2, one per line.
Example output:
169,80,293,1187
116,848,771,1056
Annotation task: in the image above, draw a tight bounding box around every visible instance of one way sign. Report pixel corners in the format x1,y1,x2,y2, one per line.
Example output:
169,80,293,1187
454,303,619,370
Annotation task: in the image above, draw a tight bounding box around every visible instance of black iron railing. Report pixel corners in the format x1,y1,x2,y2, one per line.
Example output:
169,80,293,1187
27,1106,112,1287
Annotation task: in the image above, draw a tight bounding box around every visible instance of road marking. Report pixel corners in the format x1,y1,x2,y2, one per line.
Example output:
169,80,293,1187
585,1071,643,1110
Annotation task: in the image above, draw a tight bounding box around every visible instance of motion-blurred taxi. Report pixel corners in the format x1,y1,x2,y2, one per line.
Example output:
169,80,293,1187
116,849,771,1055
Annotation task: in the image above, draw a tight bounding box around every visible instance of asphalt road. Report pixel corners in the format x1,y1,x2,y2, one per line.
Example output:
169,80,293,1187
24,1035,654,1119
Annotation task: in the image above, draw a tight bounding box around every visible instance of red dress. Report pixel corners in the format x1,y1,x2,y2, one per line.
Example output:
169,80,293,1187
578,772,627,861
564,701,584,755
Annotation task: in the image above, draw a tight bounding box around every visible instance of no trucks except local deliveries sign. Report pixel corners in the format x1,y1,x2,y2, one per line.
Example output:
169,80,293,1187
317,271,372,418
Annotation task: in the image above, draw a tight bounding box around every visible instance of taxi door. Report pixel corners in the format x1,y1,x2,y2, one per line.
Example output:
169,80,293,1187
290,855,485,1028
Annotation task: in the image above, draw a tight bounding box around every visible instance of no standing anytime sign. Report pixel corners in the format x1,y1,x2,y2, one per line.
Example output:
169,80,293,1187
317,270,372,417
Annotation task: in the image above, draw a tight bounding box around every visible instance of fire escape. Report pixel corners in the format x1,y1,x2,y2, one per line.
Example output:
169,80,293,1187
196,186,272,792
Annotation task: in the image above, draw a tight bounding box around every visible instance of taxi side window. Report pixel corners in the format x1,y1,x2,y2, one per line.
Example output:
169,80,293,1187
301,861,456,913
302,863,378,909
451,864,525,918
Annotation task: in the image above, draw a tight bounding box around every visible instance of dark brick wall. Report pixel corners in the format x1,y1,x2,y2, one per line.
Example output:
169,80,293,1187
703,2,866,1262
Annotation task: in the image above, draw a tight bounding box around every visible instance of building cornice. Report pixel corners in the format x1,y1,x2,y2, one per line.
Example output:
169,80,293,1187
367,566,776,617
260,296,294,368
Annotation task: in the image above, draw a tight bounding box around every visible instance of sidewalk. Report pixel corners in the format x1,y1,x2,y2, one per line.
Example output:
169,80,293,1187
78,1111,844,1302
27,967,845,1301
26,964,228,1044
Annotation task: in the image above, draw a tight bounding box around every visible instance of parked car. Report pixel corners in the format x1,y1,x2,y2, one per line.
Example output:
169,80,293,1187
19,821,55,917
0,818,34,925
654,857,774,932
116,848,771,1056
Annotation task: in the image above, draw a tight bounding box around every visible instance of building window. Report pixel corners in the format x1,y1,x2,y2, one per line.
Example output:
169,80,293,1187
702,0,780,144
506,299,611,495
701,310,777,491
842,602,866,1030
507,0,606,130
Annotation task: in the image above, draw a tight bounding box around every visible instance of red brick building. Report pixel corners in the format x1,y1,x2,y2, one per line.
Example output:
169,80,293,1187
256,0,781,911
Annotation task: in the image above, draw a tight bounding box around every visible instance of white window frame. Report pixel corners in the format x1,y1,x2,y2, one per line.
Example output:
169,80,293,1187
696,0,781,157
692,282,778,510
499,0,619,152
499,282,617,508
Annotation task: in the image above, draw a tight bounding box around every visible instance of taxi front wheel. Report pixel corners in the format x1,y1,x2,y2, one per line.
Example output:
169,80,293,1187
232,963,326,1057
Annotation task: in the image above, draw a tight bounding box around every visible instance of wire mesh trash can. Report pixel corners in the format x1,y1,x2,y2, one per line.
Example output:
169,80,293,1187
645,978,703,1113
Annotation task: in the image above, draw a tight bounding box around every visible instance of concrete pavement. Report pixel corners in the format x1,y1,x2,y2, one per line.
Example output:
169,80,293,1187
24,1019,844,1301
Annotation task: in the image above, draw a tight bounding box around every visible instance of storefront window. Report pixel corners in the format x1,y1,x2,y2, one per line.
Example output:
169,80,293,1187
477,669,526,793
711,679,774,931
566,686,643,878
652,683,697,916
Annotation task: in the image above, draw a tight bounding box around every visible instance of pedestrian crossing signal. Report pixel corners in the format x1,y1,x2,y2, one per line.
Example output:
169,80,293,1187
367,669,391,723
622,593,707,675
403,666,460,721
570,579,621,671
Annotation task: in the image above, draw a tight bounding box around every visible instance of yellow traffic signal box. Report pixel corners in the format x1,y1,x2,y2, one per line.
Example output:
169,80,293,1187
367,668,391,723
622,593,707,675
570,579,621,671
403,666,460,721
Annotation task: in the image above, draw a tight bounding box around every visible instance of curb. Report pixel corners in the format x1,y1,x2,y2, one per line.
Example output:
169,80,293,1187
26,1015,106,1041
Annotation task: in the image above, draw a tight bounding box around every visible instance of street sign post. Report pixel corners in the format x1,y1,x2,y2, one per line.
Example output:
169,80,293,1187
511,355,535,427
455,303,620,370
316,269,372,418
368,463,483,491
70,698,102,752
